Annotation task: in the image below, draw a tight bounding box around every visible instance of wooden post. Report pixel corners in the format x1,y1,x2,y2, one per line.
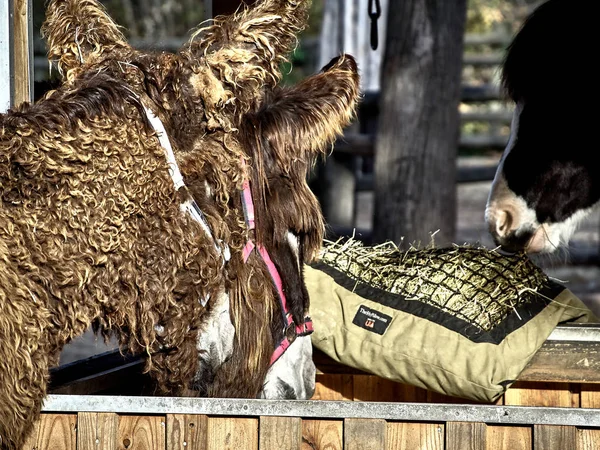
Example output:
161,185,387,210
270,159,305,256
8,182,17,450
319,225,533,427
0,0,33,113
12,0,33,105
0,0,12,112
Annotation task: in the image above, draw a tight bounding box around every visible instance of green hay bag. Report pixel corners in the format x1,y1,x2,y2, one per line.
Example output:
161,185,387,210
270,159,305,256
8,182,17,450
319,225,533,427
306,239,598,403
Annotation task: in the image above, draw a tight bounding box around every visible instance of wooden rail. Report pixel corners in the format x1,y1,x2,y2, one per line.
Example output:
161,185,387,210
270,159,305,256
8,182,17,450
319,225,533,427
45,322,600,450
463,53,504,66
23,395,600,449
43,323,599,449
335,133,509,156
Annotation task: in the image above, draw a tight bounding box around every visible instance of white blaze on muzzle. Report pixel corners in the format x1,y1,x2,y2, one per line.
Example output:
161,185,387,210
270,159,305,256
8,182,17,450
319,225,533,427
261,334,316,400
485,102,594,253
485,103,541,250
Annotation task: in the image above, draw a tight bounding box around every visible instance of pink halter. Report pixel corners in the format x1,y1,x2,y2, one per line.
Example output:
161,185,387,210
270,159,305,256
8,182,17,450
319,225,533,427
240,159,314,365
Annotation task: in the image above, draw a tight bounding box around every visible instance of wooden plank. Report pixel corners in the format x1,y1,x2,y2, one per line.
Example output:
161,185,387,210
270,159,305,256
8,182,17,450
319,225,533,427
259,417,301,450
77,413,118,450
0,0,11,112
520,341,600,383
460,111,513,123
503,382,577,407
333,132,507,158
118,415,166,450
464,32,511,46
354,165,499,194
486,426,531,450
166,415,207,450
12,0,32,105
207,417,258,450
21,418,41,450
314,350,368,375
394,384,430,403
344,419,386,450
462,53,503,66
580,384,600,408
22,414,77,450
426,390,495,405
578,428,600,450
313,374,354,401
446,422,486,450
353,375,429,403
302,420,343,450
348,86,502,113
533,425,576,450
386,422,443,450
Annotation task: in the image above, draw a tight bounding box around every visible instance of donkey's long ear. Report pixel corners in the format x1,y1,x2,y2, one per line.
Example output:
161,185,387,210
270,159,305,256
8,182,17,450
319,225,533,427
182,0,311,130
253,55,361,170
42,0,129,82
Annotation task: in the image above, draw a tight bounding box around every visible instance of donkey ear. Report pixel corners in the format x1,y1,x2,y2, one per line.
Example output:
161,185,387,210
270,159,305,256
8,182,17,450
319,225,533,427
253,55,361,167
182,0,311,130
42,0,129,81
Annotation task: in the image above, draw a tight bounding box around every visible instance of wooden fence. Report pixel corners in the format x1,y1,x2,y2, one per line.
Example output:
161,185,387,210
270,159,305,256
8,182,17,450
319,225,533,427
35,324,600,449
24,396,600,449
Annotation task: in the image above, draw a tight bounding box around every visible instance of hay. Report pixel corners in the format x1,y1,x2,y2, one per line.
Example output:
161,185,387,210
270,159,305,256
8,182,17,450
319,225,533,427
320,238,551,331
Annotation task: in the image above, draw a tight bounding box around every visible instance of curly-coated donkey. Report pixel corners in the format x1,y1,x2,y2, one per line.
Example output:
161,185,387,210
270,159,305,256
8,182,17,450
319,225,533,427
0,0,360,447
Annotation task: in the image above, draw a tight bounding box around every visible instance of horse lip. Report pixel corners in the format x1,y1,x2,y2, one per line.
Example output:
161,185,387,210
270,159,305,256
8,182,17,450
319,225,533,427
493,227,536,254
495,247,518,257
525,225,549,254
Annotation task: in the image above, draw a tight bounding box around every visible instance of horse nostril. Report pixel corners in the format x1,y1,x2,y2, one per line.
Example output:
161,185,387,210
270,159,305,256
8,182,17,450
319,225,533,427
494,209,513,237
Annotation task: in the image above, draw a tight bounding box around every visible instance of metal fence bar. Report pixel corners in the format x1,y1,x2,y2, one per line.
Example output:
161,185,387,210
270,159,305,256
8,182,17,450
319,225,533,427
41,395,600,427
547,324,600,342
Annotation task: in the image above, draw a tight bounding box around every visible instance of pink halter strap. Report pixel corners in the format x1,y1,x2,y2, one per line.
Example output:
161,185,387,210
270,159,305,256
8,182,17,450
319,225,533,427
239,158,313,365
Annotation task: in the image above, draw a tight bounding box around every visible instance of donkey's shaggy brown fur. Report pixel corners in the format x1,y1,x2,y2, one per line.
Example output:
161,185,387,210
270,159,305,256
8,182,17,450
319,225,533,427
0,70,219,449
0,0,360,447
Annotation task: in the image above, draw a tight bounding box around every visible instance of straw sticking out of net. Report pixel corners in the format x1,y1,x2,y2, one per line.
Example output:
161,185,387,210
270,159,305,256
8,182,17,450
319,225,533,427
320,238,551,331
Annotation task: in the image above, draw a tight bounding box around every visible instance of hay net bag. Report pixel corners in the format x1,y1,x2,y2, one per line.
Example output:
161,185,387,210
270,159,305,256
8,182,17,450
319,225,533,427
306,238,598,403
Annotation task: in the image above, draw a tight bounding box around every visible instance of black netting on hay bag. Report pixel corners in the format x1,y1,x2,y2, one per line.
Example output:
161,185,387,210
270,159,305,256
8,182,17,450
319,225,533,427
320,238,553,332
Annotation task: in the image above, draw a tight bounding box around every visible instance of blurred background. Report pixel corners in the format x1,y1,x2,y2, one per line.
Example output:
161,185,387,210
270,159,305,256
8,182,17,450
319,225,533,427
24,0,599,360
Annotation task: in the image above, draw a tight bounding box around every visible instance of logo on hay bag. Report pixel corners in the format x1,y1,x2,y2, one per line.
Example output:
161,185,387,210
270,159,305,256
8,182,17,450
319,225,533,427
352,305,392,335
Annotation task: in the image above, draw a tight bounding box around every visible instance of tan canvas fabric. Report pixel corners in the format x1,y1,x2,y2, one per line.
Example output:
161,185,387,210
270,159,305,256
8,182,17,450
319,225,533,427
306,264,597,403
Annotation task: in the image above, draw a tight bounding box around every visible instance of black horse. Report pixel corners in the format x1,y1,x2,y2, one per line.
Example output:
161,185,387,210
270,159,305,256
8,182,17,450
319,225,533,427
485,0,599,254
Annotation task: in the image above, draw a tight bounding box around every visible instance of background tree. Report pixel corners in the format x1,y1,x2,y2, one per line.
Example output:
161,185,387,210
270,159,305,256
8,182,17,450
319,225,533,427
373,0,467,248
315,0,388,229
